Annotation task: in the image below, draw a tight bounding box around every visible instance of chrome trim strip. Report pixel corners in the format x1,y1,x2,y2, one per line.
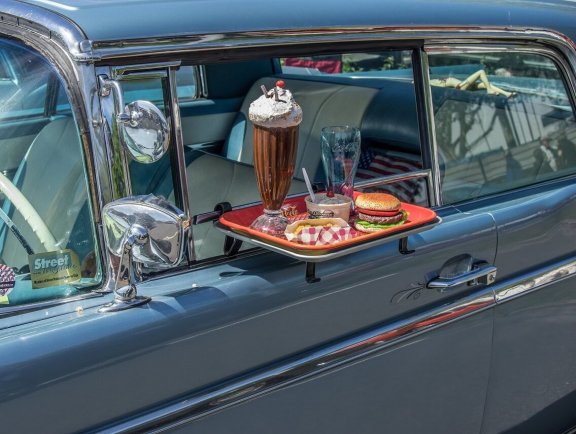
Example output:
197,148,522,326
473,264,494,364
0,290,102,317
355,169,431,190
168,66,196,262
89,27,576,61
2,0,96,61
417,50,443,206
100,288,495,433
495,258,576,302
112,61,182,78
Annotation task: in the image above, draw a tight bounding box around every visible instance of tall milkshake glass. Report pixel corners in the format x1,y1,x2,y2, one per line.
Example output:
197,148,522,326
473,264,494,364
249,81,303,235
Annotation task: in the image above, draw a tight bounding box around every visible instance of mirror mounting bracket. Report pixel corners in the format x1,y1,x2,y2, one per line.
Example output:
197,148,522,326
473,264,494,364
98,224,151,313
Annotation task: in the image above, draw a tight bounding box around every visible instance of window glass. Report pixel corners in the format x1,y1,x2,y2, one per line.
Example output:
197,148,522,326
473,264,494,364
0,39,101,307
121,65,198,104
122,75,177,201
185,50,424,260
429,50,576,204
281,52,413,78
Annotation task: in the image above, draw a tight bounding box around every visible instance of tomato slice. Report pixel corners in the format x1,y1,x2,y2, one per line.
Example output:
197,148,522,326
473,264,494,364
356,207,400,217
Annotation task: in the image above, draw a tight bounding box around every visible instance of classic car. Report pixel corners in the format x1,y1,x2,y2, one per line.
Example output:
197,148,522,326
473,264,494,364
1,0,576,432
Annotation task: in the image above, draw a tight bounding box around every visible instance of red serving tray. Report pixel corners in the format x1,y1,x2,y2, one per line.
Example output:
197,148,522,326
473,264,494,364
219,193,438,253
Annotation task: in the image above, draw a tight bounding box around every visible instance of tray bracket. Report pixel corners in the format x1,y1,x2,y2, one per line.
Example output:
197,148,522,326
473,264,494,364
399,237,415,255
306,262,321,283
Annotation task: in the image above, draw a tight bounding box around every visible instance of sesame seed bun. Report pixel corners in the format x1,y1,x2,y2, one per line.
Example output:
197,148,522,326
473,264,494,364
355,193,401,211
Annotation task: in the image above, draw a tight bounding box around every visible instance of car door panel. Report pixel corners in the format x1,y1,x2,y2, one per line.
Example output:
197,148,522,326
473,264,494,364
483,276,576,434
179,98,242,149
162,310,494,434
490,183,576,277
480,182,576,433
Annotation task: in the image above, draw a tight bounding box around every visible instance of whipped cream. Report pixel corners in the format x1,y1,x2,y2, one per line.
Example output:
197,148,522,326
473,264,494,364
249,84,303,128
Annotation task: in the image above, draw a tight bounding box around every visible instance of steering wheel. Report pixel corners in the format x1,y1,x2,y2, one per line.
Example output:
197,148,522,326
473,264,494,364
0,171,57,253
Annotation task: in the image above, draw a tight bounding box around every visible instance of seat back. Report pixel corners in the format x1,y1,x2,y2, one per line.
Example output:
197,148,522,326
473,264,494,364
185,150,305,260
224,77,378,182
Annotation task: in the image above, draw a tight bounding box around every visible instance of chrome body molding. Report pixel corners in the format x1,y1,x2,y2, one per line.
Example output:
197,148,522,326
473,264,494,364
0,290,102,317
101,257,576,433
494,257,576,303
89,27,576,61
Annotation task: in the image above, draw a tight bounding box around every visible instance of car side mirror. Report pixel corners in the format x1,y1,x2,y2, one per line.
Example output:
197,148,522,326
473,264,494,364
118,100,170,163
99,195,188,313
98,76,170,163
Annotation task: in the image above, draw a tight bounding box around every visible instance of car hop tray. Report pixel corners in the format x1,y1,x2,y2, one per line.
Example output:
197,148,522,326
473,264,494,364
215,194,441,263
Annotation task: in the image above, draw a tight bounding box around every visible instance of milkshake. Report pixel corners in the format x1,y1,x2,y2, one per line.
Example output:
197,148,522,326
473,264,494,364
249,80,302,235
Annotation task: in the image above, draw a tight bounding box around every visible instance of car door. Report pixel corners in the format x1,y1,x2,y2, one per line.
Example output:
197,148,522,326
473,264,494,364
427,46,576,433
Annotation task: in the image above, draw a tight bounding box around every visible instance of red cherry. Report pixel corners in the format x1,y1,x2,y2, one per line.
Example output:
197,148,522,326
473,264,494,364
276,80,285,88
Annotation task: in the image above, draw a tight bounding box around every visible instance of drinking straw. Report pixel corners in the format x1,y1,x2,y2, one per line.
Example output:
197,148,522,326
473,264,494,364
302,167,316,203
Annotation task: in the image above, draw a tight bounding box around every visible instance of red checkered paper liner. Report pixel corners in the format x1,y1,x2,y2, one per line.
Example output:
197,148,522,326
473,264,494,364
285,225,353,245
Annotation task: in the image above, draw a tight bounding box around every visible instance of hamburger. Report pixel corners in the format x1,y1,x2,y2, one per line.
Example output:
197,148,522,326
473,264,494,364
354,193,408,233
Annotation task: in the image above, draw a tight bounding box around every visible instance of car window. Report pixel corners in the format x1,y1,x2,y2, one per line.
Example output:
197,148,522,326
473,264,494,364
280,52,413,78
185,49,425,260
428,49,576,204
0,39,101,308
121,65,199,104
121,73,178,201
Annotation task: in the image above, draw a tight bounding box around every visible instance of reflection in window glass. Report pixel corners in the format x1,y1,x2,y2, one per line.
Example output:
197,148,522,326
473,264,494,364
429,50,576,204
0,39,101,307
281,51,413,77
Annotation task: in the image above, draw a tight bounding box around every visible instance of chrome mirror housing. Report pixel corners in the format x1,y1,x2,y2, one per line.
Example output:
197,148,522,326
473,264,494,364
99,195,188,313
118,100,170,163
99,76,171,163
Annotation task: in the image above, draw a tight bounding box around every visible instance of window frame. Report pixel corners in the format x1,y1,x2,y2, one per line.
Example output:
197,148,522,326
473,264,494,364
0,34,104,318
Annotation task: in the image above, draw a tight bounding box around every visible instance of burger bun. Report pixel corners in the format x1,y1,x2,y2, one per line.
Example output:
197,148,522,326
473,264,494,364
355,193,400,211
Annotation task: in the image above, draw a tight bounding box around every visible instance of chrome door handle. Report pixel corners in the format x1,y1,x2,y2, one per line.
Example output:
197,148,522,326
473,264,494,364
427,264,497,292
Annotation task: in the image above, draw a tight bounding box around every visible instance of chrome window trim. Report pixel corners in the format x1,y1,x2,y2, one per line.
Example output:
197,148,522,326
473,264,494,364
168,66,195,262
0,291,103,318
1,0,96,62
89,28,576,61
415,48,443,206
196,64,208,99
0,18,112,302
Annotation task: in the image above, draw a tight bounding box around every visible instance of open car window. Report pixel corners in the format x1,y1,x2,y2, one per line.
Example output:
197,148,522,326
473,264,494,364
184,49,425,260
428,49,576,204
0,38,101,308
